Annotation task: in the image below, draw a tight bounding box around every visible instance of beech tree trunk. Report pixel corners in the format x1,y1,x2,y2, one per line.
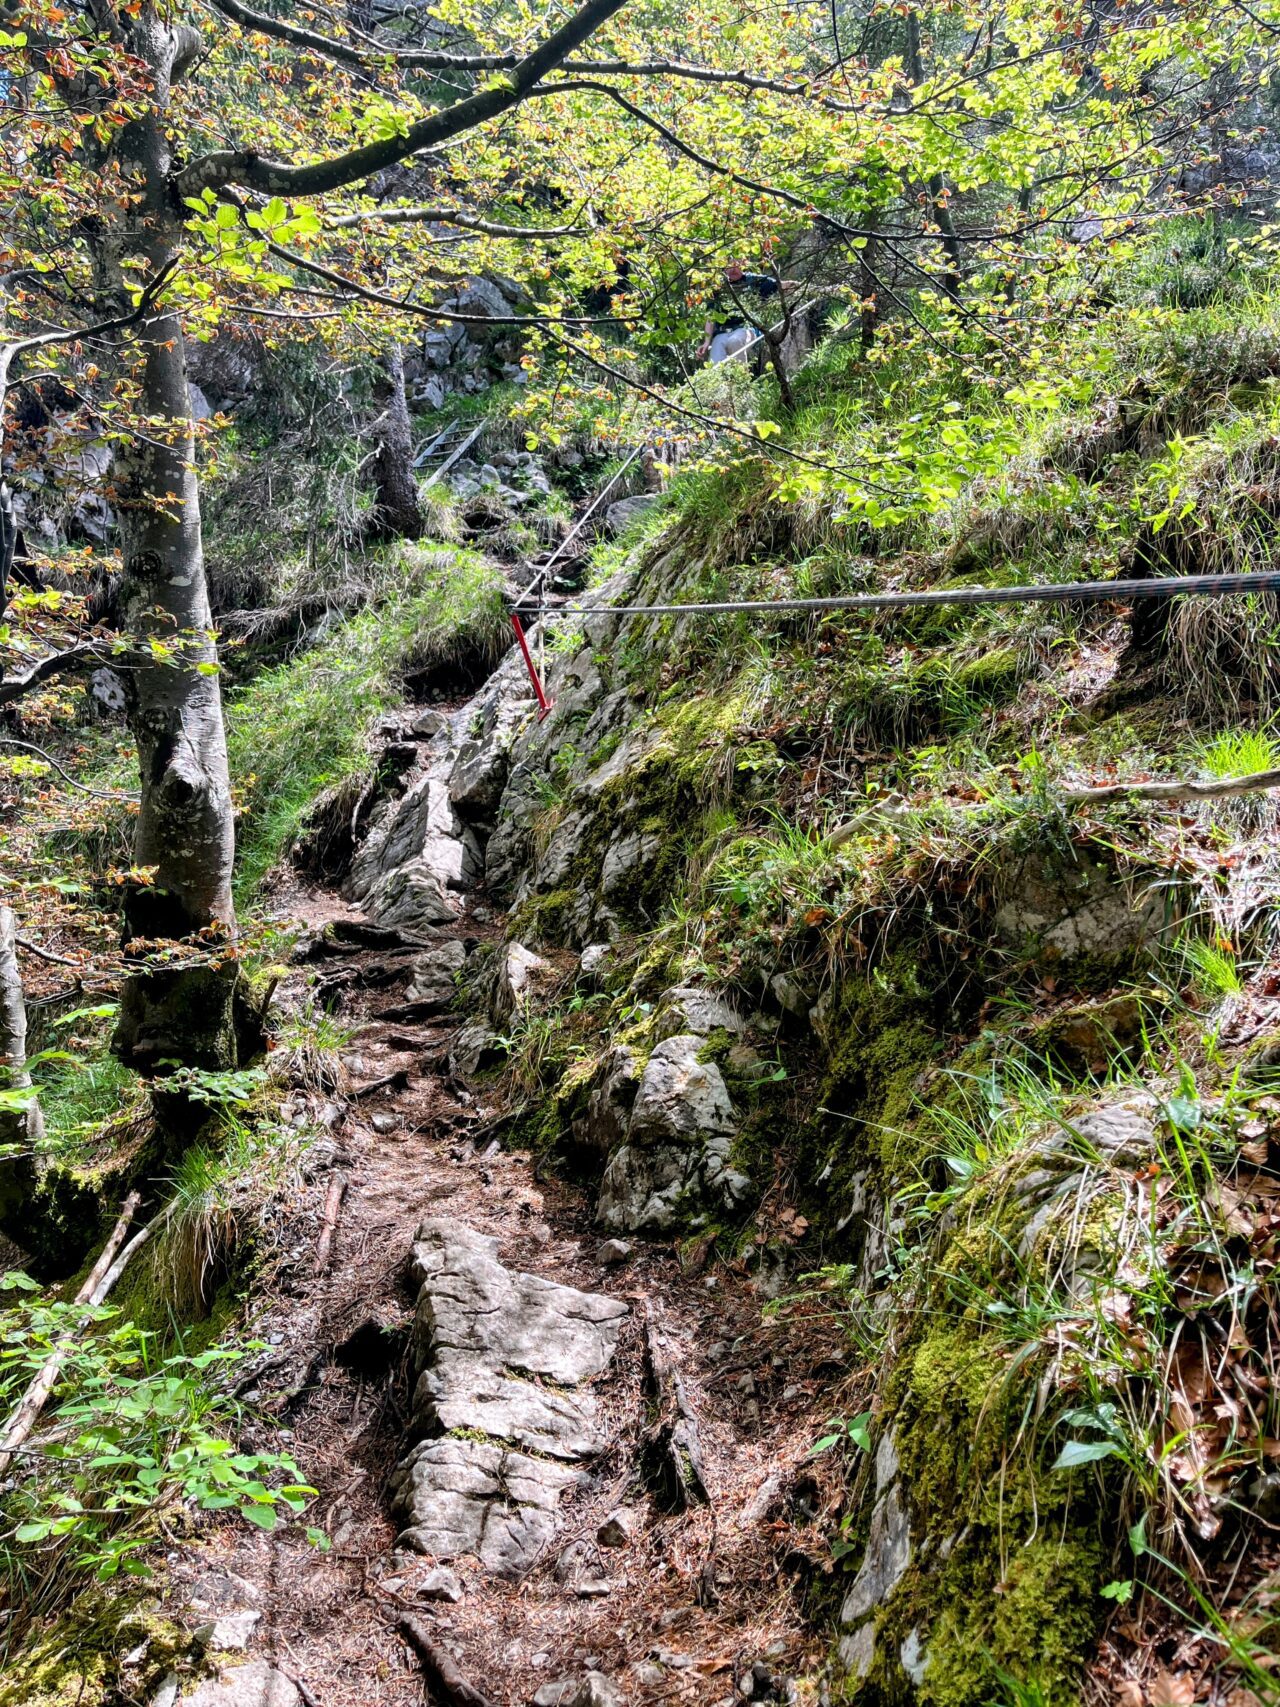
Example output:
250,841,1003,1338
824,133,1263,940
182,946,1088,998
370,343,424,540
0,906,41,1221
110,15,240,1074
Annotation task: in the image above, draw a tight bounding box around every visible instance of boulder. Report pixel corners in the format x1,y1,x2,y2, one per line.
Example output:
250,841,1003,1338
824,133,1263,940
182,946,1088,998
596,1037,744,1232
603,494,658,537
628,1036,735,1145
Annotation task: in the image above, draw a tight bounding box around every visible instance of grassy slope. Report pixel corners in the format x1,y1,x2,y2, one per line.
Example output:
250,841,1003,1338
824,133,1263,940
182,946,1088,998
495,260,1280,1704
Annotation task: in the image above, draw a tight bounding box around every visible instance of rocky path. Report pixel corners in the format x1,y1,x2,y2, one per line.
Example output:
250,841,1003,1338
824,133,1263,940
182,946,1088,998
147,857,837,1707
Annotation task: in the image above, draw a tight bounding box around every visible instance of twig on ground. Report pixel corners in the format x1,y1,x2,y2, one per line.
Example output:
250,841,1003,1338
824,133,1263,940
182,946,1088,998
397,1613,498,1707
315,1172,348,1275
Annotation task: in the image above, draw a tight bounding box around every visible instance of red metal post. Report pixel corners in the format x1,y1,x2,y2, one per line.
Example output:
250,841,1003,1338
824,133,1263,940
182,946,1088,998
510,612,553,721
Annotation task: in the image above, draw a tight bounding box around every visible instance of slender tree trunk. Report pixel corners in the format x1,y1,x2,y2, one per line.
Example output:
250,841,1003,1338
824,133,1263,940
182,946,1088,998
370,343,423,539
905,12,963,302
0,906,41,1221
110,15,240,1074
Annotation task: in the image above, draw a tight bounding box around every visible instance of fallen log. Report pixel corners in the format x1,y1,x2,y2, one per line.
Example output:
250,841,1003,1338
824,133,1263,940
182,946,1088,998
0,1190,142,1476
397,1613,498,1707
1063,766,1280,805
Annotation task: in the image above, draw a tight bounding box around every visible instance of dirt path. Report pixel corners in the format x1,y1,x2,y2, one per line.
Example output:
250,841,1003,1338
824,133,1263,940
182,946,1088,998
158,873,839,1707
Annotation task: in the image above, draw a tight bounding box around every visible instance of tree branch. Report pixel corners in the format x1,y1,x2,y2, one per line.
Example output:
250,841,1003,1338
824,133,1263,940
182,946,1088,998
179,0,633,199
0,643,114,706
325,205,585,238
1063,769,1280,807
200,0,811,92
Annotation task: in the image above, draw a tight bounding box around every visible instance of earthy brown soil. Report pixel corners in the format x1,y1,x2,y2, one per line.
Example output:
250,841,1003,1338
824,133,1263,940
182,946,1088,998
158,876,847,1707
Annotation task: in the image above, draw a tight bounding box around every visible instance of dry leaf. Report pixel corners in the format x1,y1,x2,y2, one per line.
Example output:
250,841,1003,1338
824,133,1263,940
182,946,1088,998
1147,1668,1197,1707
1114,1680,1144,1707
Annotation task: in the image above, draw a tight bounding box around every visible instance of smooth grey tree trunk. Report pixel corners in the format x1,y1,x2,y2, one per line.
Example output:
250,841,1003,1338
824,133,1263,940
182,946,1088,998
0,906,41,1220
109,12,240,1074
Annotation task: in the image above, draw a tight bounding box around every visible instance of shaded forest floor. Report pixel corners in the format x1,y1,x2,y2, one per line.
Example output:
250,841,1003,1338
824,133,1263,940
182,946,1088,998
151,865,846,1707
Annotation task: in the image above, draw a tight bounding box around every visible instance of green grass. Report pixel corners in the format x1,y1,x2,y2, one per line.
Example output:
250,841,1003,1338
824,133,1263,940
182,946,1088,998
1199,726,1280,778
227,544,506,895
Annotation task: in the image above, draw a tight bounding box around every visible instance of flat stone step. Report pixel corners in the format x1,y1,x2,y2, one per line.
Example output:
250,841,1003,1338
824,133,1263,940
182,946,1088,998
390,1219,628,1577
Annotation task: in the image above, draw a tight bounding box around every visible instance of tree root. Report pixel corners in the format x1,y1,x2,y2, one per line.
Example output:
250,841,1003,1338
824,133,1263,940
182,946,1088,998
397,1613,498,1707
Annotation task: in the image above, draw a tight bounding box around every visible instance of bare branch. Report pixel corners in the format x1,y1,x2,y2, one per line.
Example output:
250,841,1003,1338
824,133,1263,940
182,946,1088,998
325,206,586,238
1063,769,1280,806
0,642,113,706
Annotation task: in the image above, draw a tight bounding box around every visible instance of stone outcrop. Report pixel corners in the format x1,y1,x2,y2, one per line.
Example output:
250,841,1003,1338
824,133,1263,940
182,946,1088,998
389,1220,627,1577
596,1034,749,1232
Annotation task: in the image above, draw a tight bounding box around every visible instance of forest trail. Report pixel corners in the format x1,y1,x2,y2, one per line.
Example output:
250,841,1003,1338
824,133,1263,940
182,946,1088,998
154,831,836,1707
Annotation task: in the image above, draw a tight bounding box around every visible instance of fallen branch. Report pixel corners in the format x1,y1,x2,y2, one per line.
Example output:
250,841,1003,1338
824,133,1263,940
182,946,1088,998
0,1191,141,1476
397,1614,498,1707
314,1172,348,1276
640,1299,709,1513
1063,766,1280,806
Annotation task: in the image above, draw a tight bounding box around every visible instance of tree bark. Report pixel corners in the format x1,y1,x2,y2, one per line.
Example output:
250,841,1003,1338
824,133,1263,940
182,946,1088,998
904,12,963,302
369,343,424,539
109,15,239,1074
0,906,41,1222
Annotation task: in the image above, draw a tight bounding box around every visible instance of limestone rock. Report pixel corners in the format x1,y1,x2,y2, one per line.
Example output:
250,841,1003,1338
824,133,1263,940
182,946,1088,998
995,851,1168,966
491,942,558,1027
654,986,747,1040
596,1036,743,1233
178,1662,300,1706
604,493,658,537
594,1238,632,1267
597,1507,639,1547
573,1046,638,1161
193,1611,260,1651
841,1482,910,1624
406,940,466,1010
390,1437,580,1577
449,695,530,819
362,857,458,931
418,1564,464,1602
450,1020,503,1078
567,1674,626,1707
600,828,661,904
579,943,612,984
408,1219,627,1390
392,1219,627,1573
629,1036,735,1145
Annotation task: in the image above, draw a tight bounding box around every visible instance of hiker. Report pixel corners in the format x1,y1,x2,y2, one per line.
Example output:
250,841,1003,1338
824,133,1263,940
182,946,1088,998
696,262,785,364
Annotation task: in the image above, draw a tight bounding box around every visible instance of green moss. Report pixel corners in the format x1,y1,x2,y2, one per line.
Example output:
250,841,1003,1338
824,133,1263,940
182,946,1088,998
0,1598,189,1707
804,947,950,1210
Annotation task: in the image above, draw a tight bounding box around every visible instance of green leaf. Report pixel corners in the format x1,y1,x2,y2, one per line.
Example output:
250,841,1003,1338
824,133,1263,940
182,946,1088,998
1100,1579,1133,1602
239,1503,278,1531
1053,1438,1121,1469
